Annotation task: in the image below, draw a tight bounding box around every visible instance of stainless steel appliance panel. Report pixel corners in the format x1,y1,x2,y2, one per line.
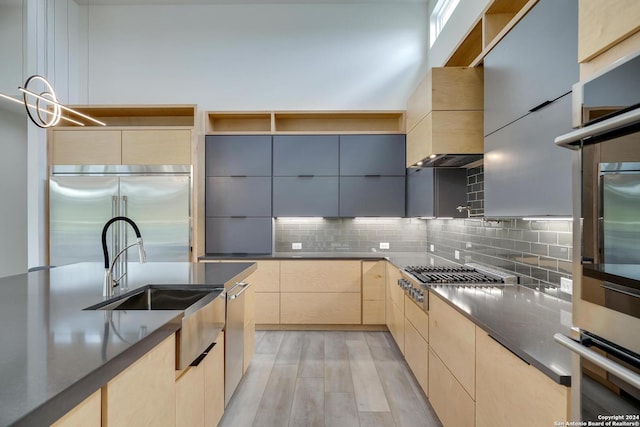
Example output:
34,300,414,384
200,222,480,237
49,176,119,266
120,176,190,262
602,171,640,264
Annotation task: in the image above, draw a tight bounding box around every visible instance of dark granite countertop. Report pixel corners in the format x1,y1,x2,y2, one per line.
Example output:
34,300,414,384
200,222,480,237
427,285,572,385
201,251,572,384
0,261,255,427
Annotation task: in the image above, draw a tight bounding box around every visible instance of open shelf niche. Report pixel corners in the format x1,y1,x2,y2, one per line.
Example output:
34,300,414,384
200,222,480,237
57,105,196,128
205,111,405,135
445,0,538,67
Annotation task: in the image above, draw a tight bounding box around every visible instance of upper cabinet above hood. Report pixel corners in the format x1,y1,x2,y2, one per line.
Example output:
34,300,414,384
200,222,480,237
406,67,484,168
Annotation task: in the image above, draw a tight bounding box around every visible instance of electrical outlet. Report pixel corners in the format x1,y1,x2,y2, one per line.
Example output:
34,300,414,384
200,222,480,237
466,242,472,249
560,277,573,295
430,244,435,252
379,242,390,249
292,242,302,250
454,250,460,260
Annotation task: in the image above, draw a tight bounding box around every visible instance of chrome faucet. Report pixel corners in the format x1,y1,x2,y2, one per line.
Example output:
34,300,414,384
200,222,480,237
101,216,146,297
456,205,471,218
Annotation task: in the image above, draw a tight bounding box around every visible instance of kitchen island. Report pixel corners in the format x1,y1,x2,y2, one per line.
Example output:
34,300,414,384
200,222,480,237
0,261,255,427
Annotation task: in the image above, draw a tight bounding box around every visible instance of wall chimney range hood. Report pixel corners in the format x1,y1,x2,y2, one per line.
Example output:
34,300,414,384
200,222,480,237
415,153,483,168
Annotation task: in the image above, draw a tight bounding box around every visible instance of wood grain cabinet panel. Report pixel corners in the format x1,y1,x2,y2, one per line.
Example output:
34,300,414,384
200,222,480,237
475,328,570,427
362,260,386,324
255,292,280,324
51,390,101,427
429,347,475,427
428,292,476,399
280,260,361,293
204,333,225,427
386,300,405,354
52,130,122,165
102,334,176,427
578,0,640,62
404,317,429,397
280,292,361,324
244,284,255,373
121,130,191,165
176,364,205,427
404,295,428,343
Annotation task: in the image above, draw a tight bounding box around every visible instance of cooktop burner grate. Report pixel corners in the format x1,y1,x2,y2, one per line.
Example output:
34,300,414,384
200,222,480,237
404,265,505,285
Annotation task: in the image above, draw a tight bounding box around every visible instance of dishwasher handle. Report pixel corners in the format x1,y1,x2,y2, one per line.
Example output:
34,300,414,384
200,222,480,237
227,282,251,300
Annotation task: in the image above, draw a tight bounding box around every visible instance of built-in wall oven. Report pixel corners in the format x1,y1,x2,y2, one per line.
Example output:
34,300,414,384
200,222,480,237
555,50,640,421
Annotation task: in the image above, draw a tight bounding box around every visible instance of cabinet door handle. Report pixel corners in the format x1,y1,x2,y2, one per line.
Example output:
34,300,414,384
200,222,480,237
190,341,217,367
529,100,553,112
298,175,315,178
365,174,382,178
230,175,248,178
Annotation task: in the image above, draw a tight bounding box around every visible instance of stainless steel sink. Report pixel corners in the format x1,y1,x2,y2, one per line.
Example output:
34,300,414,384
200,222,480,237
85,285,226,369
95,287,216,311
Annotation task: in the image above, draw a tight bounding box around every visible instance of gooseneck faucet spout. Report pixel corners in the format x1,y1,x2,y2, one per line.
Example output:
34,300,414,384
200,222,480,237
101,216,146,297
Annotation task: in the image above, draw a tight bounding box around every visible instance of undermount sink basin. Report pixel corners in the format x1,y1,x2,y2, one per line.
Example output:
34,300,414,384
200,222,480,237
85,285,223,312
85,285,226,370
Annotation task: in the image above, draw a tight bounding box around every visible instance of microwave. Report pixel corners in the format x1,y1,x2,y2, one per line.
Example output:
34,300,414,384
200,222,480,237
555,50,640,422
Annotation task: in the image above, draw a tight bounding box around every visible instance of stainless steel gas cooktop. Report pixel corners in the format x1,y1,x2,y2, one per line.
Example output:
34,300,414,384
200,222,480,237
403,264,517,287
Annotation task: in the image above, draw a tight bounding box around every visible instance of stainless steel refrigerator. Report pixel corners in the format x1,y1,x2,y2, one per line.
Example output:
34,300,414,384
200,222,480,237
49,165,191,267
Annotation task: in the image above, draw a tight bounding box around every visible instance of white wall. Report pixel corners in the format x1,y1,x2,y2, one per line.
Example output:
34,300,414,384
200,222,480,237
85,3,429,109
428,0,489,67
0,1,27,277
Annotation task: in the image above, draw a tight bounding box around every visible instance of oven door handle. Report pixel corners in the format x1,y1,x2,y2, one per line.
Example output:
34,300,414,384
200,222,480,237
554,106,640,149
227,282,251,300
554,333,640,389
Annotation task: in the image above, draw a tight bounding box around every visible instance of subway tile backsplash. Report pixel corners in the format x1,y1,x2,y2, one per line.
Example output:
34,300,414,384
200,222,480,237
425,218,573,289
275,218,427,253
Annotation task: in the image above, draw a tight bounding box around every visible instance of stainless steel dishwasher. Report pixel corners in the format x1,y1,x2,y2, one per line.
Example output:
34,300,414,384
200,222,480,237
225,281,251,406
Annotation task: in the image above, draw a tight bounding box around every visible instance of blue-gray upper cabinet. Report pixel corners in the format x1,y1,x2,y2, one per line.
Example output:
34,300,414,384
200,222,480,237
273,135,339,176
205,217,272,254
339,135,406,176
484,94,574,217
205,135,272,176
273,177,339,217
483,0,578,136
339,176,405,217
206,177,272,217
406,168,467,218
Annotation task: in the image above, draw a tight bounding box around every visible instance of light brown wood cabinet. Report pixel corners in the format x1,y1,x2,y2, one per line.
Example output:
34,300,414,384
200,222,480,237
475,328,570,427
578,0,640,62
204,332,225,427
362,260,386,324
223,260,280,325
386,263,404,353
244,284,255,373
52,129,191,165
279,260,361,325
176,364,205,427
102,334,176,427
280,260,361,293
255,292,280,324
429,347,475,427
174,331,225,427
428,291,476,399
121,130,191,164
52,130,122,165
405,67,484,167
404,300,429,396
280,292,361,324
50,390,101,427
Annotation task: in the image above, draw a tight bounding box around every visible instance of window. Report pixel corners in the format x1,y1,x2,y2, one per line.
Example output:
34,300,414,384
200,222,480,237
430,0,461,47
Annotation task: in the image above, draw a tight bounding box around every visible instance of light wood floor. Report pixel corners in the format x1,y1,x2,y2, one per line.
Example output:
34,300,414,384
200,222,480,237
220,330,442,427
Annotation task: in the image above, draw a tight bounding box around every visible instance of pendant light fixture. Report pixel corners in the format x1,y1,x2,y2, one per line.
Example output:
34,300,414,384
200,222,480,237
0,75,105,128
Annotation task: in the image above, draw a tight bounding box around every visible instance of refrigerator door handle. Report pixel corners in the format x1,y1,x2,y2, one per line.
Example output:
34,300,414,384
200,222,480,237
121,195,129,275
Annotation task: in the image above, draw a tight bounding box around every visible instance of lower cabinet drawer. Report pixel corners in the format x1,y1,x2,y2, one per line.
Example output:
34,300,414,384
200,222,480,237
176,364,205,427
386,300,405,354
280,292,361,324
404,318,428,396
428,347,475,427
255,293,280,324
